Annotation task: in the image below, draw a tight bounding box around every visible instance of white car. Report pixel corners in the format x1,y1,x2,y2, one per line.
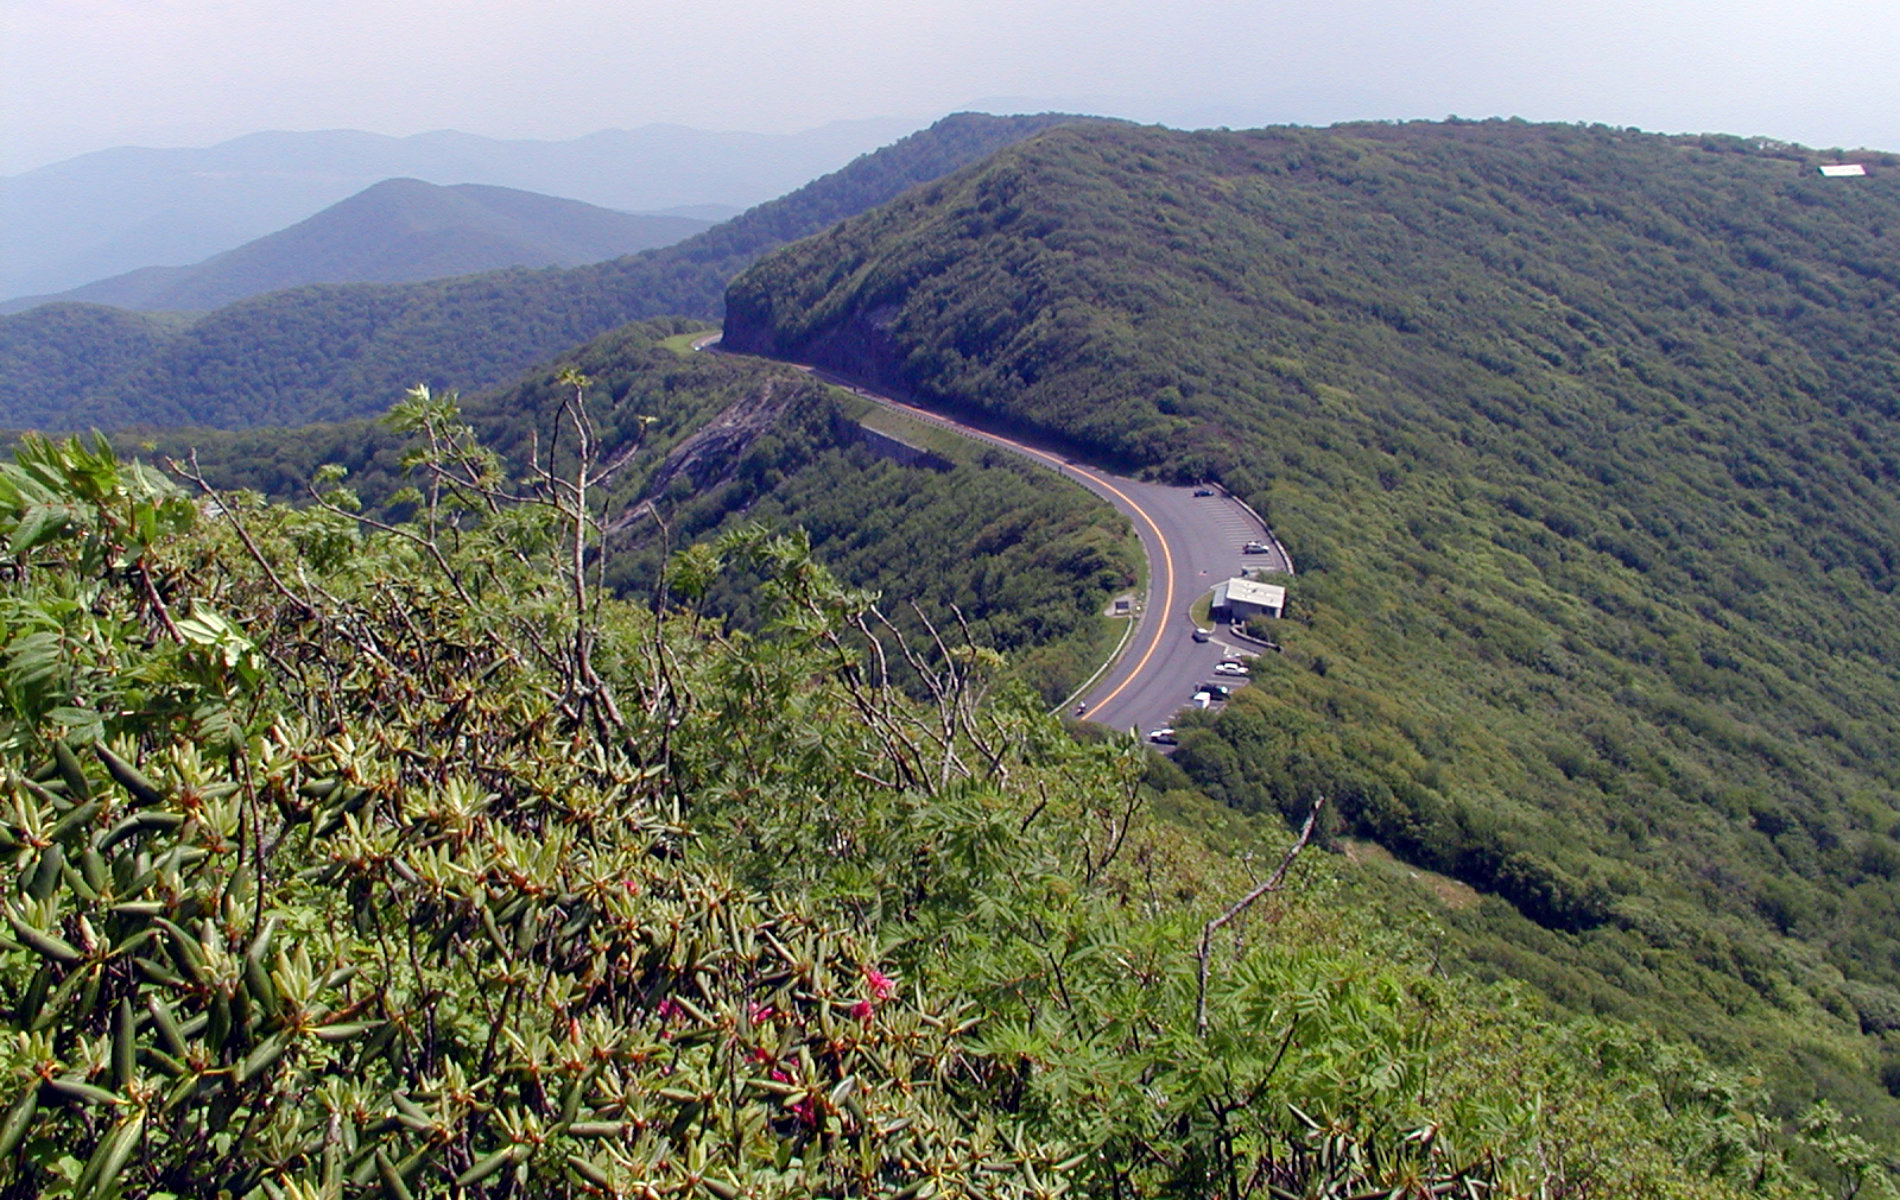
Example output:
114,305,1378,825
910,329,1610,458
1147,728,1178,745
1213,662,1249,677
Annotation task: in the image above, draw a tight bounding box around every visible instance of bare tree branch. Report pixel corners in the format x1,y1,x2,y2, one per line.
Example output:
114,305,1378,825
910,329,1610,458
1195,798,1326,1036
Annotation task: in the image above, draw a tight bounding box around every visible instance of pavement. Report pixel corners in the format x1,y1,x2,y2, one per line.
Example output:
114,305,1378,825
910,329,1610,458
1068,476,1282,738
700,334,1288,741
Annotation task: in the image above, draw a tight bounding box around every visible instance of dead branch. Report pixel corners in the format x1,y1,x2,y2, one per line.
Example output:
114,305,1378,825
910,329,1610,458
173,452,342,621
1195,798,1326,1036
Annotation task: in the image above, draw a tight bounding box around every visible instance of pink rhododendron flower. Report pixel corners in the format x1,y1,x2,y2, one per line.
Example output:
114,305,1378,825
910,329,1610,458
863,965,896,1000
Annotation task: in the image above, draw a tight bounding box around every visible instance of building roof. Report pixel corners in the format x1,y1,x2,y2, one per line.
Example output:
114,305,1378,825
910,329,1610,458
1820,163,1868,177
1215,578,1286,609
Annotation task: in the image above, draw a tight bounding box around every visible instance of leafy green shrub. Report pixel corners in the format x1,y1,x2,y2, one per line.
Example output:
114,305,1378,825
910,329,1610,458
0,416,1822,1198
0,424,1068,1197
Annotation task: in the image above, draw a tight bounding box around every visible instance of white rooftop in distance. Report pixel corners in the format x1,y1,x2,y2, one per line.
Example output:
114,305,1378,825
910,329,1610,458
1219,578,1286,609
1820,163,1868,177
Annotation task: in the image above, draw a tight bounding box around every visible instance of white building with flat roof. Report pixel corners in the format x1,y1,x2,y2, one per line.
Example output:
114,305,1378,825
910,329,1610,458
1212,577,1285,621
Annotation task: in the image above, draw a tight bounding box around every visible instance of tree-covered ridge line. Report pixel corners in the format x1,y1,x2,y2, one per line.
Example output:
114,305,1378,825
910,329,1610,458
0,421,1866,1197
722,118,1900,1134
0,113,1103,434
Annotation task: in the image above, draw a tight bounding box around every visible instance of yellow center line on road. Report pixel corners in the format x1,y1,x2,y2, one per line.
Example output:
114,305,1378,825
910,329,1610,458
875,395,1175,717
1060,464,1174,716
755,354,1181,721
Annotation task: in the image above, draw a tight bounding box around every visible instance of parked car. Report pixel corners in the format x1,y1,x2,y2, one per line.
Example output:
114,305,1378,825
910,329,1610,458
1214,662,1249,677
1148,728,1178,745
1200,684,1231,699
1243,540,1270,554
1194,487,1216,497
1192,691,1212,708
1191,627,1212,642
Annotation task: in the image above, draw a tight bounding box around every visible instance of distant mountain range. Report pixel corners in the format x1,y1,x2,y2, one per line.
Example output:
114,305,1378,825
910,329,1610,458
0,113,1099,430
0,179,712,314
0,119,917,302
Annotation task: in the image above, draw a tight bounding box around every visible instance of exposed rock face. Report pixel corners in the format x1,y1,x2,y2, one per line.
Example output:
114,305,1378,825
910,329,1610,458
722,292,911,398
613,379,795,529
612,369,954,534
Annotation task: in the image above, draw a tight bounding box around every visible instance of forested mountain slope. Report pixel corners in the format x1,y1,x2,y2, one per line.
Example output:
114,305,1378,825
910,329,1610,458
725,119,1900,1128
0,113,1099,432
0,415,1813,1195
0,179,711,314
152,319,1139,706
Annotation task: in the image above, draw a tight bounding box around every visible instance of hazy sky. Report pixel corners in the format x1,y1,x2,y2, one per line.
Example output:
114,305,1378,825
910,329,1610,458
5,0,1898,174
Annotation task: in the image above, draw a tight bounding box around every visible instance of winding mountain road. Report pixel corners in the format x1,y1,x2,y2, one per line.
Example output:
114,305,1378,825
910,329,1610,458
701,334,1289,738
